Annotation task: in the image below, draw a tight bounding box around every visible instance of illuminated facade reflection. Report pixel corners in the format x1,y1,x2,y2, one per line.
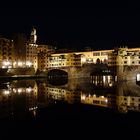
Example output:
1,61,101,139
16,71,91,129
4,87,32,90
46,87,80,104
0,80,38,118
0,78,140,119
81,93,140,113
91,75,115,87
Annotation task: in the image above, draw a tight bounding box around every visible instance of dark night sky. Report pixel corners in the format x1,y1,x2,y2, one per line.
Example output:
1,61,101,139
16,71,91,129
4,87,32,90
1,6,140,50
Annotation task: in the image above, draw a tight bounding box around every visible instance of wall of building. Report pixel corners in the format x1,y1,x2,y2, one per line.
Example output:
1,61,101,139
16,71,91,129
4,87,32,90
0,38,14,68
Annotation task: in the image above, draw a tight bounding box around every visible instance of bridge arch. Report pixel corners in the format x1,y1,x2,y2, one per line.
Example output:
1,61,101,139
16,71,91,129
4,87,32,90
47,69,68,85
47,69,68,78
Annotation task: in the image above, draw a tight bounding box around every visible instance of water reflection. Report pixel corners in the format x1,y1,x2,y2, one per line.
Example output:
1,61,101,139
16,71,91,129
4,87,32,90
91,75,115,87
0,77,140,119
0,80,38,119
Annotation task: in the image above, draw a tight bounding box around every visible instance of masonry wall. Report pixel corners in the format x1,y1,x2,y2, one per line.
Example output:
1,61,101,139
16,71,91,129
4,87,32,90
68,64,109,79
116,65,140,81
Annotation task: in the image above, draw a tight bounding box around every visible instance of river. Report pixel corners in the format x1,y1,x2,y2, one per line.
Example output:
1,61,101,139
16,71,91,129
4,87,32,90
0,77,140,139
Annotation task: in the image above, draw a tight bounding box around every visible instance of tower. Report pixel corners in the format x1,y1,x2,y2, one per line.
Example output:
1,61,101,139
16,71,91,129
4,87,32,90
30,27,37,44
26,27,38,72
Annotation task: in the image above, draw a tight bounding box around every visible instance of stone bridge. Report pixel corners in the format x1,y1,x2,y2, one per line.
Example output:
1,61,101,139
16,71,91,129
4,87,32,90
47,64,140,81
47,64,112,79
116,65,140,81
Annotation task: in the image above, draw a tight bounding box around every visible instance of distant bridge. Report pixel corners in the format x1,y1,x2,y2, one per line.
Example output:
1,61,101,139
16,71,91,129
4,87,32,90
47,64,115,79
47,64,140,82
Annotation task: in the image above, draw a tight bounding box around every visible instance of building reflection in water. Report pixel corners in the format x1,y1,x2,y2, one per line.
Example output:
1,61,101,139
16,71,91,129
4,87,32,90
0,76,140,119
82,77,140,113
0,80,38,118
91,75,115,87
46,86,80,104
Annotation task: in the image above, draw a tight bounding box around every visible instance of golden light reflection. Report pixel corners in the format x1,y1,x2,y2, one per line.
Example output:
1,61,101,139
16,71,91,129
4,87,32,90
81,93,108,107
29,106,38,111
18,88,22,93
26,87,32,93
18,61,22,67
4,90,10,95
26,61,32,67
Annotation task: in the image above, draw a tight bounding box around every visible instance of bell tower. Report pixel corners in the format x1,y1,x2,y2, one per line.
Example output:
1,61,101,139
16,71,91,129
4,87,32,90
26,27,38,73
30,27,37,44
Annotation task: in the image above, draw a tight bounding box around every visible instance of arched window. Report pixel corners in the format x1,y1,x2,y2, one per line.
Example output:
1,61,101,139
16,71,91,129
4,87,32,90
96,58,100,64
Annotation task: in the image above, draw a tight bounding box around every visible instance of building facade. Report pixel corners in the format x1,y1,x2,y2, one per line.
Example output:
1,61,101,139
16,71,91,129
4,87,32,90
0,27,140,77
46,47,140,68
26,28,38,71
47,53,81,68
0,38,14,68
37,44,55,71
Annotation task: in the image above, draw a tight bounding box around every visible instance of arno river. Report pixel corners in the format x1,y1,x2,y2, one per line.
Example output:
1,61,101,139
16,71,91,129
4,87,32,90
0,76,140,139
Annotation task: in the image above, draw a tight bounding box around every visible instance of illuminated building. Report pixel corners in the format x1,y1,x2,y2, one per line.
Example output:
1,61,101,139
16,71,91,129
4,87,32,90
47,50,112,68
46,86,80,103
81,93,109,107
66,53,81,67
46,47,140,81
0,38,14,68
47,55,67,68
80,50,112,65
47,47,140,68
47,53,81,68
47,87,66,100
26,27,38,71
0,27,140,76
37,45,55,71
117,96,140,113
13,33,27,68
118,47,140,66
81,92,140,113
108,47,140,66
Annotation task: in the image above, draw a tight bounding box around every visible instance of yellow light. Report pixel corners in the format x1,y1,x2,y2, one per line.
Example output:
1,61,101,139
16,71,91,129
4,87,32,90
81,95,86,100
18,62,22,66
3,61,11,66
7,61,10,65
13,88,16,93
26,61,32,67
81,57,86,63
103,76,106,83
26,87,32,93
4,90,10,95
109,82,113,87
3,61,7,66
18,88,22,93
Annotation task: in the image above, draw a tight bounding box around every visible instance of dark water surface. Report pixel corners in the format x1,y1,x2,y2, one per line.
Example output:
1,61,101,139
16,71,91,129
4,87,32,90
0,78,140,139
